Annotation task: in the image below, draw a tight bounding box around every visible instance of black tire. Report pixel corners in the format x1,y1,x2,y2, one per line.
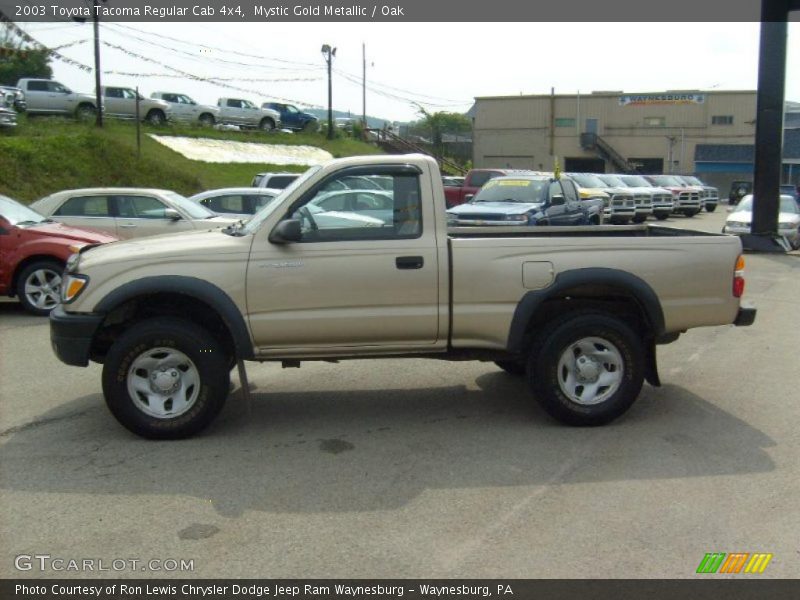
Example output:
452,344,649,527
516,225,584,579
495,360,526,376
632,215,647,224
16,259,64,316
259,118,275,132
146,110,166,126
102,318,231,439
302,120,318,133
198,113,215,126
705,204,717,213
526,312,644,426
75,103,95,121
655,213,669,221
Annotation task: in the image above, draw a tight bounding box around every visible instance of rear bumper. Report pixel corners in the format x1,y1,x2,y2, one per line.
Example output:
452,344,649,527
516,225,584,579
734,306,757,327
50,305,104,367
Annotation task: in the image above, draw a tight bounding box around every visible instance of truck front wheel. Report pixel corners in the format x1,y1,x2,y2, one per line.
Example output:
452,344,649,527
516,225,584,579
102,318,231,439
527,313,644,426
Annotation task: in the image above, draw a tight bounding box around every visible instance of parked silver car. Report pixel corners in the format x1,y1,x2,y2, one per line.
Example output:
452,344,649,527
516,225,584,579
724,194,800,248
150,92,219,125
16,78,97,119
31,188,238,240
102,87,172,124
217,98,280,131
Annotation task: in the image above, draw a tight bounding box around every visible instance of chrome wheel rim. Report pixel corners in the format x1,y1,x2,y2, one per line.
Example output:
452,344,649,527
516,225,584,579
557,336,624,405
127,347,200,419
24,268,62,311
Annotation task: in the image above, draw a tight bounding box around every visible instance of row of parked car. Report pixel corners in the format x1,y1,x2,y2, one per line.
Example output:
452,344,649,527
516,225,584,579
0,171,407,315
443,168,720,227
1,77,320,132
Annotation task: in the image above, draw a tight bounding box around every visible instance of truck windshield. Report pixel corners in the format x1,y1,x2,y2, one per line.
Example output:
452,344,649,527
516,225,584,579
570,174,608,188
243,166,320,234
597,175,626,187
619,175,652,187
473,179,547,203
0,195,47,226
649,175,685,186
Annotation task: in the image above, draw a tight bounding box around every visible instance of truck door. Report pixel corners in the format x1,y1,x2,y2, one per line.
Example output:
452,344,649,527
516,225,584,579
246,165,441,351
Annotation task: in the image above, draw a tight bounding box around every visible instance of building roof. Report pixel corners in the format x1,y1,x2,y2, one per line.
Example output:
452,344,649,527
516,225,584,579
474,89,758,101
695,129,800,162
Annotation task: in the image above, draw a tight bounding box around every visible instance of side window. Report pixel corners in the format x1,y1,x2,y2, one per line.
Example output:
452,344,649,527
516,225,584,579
548,182,564,200
288,170,422,242
105,88,122,98
50,82,69,93
27,81,49,92
561,180,579,203
226,99,241,108
247,195,275,211
162,94,177,103
116,195,169,219
54,196,111,217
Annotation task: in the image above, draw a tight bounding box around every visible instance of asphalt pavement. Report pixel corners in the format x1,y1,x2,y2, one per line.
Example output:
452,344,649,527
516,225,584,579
1,207,798,579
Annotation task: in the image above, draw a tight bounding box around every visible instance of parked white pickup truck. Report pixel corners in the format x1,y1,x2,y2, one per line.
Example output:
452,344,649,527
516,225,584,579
216,97,281,131
50,155,756,439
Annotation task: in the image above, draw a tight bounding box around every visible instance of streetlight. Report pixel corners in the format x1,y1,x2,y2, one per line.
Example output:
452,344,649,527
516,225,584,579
321,44,336,140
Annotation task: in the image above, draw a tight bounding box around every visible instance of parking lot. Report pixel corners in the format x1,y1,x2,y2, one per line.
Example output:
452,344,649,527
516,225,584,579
1,206,799,579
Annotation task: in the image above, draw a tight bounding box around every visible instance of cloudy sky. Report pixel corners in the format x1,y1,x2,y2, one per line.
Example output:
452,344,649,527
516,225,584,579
18,21,800,122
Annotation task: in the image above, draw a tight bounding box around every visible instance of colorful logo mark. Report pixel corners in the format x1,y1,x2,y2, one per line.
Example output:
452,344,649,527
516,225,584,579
696,552,773,574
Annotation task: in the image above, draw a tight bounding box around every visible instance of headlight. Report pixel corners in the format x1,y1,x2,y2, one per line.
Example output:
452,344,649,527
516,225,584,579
62,274,89,303
504,214,528,222
65,252,81,273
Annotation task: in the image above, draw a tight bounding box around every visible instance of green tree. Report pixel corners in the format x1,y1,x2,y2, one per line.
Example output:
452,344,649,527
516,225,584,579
0,24,53,86
413,106,472,159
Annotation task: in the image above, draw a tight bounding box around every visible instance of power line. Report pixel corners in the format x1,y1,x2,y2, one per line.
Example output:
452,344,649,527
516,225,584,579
100,40,322,108
106,22,322,69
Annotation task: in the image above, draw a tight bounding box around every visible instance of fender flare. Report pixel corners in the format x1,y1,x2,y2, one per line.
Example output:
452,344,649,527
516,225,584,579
94,275,254,359
506,267,665,353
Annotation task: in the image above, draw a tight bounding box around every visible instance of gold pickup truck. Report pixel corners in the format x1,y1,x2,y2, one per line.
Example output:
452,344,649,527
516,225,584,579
50,154,756,439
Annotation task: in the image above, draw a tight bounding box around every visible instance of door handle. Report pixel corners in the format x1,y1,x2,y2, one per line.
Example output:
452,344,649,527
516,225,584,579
119,223,138,228
396,256,424,270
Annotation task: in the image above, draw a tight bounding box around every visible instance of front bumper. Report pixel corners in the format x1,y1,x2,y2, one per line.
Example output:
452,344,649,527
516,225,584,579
734,306,757,327
50,305,104,367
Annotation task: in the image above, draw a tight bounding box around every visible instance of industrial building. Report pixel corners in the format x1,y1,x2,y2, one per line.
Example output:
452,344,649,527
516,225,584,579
471,90,800,190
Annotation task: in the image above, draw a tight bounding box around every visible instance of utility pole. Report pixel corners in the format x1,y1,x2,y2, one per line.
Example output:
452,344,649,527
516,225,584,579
321,44,336,140
362,43,366,129
73,0,105,126
92,0,102,127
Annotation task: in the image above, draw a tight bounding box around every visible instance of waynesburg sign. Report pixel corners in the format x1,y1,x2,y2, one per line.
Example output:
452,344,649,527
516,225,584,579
619,93,706,106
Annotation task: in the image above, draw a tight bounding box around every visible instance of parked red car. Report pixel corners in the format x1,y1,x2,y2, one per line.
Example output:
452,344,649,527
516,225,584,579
0,194,117,315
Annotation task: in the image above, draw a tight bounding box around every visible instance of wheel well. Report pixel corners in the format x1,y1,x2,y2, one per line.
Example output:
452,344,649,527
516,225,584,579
11,255,64,296
76,102,94,110
90,292,236,364
260,117,275,127
198,112,215,122
517,284,655,352
146,108,165,119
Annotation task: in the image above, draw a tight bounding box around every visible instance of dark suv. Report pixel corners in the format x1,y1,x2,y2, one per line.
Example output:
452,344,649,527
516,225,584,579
261,102,318,132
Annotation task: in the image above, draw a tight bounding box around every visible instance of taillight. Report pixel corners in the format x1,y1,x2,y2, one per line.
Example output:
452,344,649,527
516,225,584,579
733,255,745,298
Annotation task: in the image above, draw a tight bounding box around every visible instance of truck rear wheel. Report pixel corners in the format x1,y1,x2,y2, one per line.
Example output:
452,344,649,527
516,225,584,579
102,318,231,439
526,313,644,426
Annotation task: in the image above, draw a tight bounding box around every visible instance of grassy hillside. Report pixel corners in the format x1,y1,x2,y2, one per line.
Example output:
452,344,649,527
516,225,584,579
0,117,383,203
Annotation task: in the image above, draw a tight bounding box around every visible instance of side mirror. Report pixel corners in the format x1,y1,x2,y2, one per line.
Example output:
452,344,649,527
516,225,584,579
164,208,182,221
551,194,566,206
269,219,302,244
464,194,474,202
